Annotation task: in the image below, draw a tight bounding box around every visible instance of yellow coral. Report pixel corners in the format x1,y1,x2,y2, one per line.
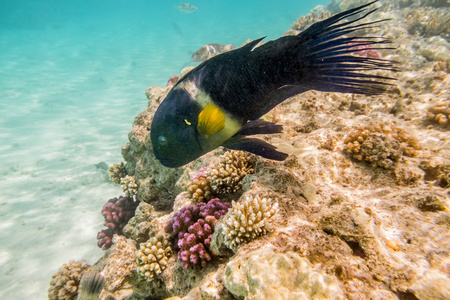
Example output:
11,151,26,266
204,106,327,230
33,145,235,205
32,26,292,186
136,235,172,281
222,192,279,251
120,175,138,197
206,151,255,195
48,260,90,300
108,162,127,184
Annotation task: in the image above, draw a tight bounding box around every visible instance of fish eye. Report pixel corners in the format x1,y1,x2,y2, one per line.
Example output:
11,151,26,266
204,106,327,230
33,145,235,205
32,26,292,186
158,136,168,146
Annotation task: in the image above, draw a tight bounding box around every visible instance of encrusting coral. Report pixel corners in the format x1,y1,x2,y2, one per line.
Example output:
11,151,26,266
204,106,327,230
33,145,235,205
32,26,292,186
165,198,231,269
100,235,137,297
205,151,256,196
217,191,279,251
136,235,172,281
108,162,127,184
120,175,138,197
344,123,421,169
48,260,90,300
97,196,139,250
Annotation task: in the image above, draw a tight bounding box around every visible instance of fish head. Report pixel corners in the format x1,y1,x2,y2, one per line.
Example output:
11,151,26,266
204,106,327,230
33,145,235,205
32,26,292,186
150,88,204,168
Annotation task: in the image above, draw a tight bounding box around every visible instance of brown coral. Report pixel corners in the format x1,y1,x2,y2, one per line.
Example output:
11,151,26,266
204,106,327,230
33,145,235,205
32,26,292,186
108,162,127,184
344,124,421,169
48,260,90,300
136,235,172,281
206,151,255,195
102,235,137,292
427,101,450,127
187,174,212,202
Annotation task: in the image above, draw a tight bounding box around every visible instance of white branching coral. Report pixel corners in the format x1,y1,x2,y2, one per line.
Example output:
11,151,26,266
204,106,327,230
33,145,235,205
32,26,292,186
120,175,138,197
222,193,279,251
206,151,255,195
136,235,172,281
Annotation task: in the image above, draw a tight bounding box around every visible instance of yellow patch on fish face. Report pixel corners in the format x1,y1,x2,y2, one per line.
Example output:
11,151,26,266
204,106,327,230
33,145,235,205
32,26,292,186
197,103,225,136
184,119,192,126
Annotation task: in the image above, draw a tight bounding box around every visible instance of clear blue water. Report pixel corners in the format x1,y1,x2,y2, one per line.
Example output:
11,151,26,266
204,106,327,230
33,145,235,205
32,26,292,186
0,0,328,298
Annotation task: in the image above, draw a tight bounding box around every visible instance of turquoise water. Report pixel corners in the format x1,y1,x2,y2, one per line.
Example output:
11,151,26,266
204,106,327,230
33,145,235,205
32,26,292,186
0,0,329,298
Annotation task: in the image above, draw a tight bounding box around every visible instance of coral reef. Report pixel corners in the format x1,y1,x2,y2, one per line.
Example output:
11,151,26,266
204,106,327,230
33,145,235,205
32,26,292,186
215,190,279,252
108,162,127,184
97,196,139,250
120,175,138,197
165,198,231,269
54,1,450,299
205,151,255,196
48,260,90,300
344,123,421,169
136,235,172,281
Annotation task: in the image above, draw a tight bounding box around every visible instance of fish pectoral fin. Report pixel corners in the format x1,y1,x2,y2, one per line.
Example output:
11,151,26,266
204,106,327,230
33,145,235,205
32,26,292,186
197,103,226,136
223,137,288,161
235,119,284,136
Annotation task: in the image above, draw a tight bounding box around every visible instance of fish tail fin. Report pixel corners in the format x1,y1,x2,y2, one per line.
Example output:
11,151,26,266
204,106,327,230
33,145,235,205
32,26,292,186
279,0,396,95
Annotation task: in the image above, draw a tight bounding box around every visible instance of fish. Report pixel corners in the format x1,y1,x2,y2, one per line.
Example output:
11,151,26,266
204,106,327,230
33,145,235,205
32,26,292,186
191,44,236,62
176,2,198,14
151,1,396,168
77,271,104,300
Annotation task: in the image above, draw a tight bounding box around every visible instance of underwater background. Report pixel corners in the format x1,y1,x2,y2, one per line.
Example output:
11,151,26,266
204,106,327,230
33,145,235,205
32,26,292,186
0,0,330,299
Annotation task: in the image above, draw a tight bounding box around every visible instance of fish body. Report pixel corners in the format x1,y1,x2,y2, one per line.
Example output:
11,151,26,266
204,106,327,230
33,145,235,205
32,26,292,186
176,2,198,14
191,43,236,62
151,1,395,168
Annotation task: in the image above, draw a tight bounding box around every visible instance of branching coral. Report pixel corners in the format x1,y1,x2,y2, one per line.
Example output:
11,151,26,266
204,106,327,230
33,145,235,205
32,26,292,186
220,192,279,251
187,167,212,202
206,151,255,195
97,196,140,250
48,260,90,300
344,124,421,169
165,198,231,269
120,175,138,197
136,235,172,281
108,162,127,184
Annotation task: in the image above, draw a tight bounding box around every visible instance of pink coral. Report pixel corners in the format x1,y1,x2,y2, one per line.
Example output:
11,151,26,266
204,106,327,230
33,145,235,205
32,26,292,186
348,39,381,59
97,196,139,250
165,198,231,269
166,75,179,87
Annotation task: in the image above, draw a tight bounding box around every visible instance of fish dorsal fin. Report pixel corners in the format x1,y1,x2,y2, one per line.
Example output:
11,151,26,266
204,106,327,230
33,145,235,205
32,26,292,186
197,103,225,136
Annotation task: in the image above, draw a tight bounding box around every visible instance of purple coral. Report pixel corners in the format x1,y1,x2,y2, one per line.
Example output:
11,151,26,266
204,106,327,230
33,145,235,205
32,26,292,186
165,198,231,269
97,196,139,250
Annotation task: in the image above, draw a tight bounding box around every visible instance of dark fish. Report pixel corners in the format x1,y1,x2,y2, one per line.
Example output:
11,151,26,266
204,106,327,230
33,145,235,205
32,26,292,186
151,1,396,168
77,271,104,300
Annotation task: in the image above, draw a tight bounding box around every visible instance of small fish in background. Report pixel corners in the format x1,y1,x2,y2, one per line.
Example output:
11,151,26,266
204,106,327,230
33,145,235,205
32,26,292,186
176,2,198,14
77,271,105,300
191,44,236,62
